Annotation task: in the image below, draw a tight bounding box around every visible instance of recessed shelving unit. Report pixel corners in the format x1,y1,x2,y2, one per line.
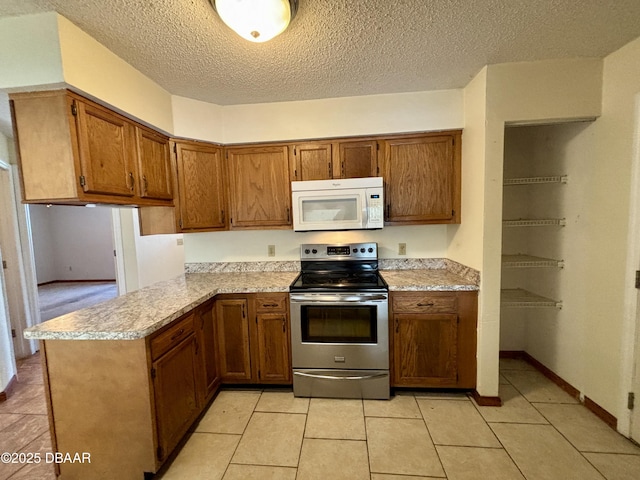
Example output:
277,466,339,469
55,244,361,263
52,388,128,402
502,254,564,269
503,175,568,186
501,288,563,309
502,218,566,227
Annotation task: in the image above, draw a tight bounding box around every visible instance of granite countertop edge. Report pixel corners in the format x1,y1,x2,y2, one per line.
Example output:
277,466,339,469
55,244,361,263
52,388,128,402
25,263,479,341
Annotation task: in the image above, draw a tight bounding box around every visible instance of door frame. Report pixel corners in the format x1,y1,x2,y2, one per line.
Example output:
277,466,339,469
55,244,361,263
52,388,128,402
0,160,37,357
620,93,640,439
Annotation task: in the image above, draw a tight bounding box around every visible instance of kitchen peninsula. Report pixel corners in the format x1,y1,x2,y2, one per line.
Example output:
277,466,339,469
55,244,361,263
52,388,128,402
24,261,478,479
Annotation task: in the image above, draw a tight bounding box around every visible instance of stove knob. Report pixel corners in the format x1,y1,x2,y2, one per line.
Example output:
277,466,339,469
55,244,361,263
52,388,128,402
360,248,365,253
312,249,318,254
368,247,374,253
304,249,310,254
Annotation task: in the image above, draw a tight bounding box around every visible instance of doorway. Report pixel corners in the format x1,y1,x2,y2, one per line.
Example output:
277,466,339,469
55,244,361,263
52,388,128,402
28,204,119,320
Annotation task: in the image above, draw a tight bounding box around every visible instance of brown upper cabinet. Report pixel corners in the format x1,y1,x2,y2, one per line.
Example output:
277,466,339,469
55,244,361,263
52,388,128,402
226,145,292,229
380,131,461,224
10,90,173,206
336,140,379,178
175,140,227,232
136,127,173,201
290,140,378,181
290,142,333,181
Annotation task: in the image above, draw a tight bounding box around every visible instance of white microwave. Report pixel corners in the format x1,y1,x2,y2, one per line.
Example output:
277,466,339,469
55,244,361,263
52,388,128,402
291,177,384,231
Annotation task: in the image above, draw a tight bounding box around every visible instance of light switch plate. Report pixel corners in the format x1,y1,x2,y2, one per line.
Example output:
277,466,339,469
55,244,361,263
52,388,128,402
398,243,407,255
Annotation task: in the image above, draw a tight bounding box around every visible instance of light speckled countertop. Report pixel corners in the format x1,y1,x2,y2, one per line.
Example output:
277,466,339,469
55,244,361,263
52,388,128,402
380,269,478,291
24,272,298,341
25,262,478,341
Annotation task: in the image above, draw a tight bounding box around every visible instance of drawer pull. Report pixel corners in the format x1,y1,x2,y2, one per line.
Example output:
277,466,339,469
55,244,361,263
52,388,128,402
262,303,279,308
170,328,185,341
417,302,435,307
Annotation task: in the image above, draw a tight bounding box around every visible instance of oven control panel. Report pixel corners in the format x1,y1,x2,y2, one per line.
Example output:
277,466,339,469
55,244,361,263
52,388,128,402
300,243,378,260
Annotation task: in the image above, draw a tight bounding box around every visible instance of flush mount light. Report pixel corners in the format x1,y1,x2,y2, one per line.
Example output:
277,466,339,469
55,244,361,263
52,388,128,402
211,0,298,43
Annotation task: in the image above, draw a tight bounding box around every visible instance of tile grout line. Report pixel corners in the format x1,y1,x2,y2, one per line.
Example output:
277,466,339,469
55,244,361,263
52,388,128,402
415,393,448,479
528,400,609,479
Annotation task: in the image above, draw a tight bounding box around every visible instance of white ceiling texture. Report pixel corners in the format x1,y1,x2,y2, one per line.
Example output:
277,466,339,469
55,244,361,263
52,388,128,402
1,0,640,137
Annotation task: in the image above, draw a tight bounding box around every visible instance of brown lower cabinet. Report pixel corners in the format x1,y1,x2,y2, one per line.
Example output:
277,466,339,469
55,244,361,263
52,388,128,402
390,291,477,388
215,293,292,384
40,300,221,479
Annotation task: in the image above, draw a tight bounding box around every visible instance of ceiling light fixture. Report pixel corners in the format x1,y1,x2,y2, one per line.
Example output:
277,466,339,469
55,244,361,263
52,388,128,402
211,0,298,43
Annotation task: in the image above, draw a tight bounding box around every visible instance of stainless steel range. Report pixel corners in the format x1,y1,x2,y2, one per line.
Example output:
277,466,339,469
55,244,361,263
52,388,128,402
289,243,389,399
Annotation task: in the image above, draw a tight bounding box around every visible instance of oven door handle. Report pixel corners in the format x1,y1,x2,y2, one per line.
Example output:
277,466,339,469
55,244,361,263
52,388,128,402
290,294,388,303
293,371,388,381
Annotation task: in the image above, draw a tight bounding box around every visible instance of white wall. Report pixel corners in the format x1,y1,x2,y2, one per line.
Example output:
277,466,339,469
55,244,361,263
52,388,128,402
184,225,448,263
28,205,56,284
29,205,115,282
0,12,64,91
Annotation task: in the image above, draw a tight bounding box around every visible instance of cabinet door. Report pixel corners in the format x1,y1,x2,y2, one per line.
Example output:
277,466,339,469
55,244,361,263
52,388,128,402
152,334,200,462
381,134,460,224
393,313,458,387
176,141,226,231
292,143,333,181
197,302,220,403
256,312,291,384
74,99,137,197
136,127,173,200
227,146,292,229
215,299,252,381
338,140,378,178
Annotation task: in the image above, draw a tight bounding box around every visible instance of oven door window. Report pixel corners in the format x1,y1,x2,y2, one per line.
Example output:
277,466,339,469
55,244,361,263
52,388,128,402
301,305,377,343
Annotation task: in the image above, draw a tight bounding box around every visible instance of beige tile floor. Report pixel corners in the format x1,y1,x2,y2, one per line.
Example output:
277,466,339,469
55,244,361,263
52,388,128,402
160,359,640,480
0,354,55,480
3,355,640,479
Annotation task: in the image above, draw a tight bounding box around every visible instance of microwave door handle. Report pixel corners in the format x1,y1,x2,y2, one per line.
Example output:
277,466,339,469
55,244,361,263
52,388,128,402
361,195,368,227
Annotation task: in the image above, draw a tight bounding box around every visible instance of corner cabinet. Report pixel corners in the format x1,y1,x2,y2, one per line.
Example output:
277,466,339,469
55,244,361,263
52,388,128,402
215,293,292,384
390,291,476,388
10,90,173,207
380,132,461,225
226,145,292,229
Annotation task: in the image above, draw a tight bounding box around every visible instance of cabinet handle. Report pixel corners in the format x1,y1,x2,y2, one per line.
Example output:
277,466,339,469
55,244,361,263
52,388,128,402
395,317,399,333
128,172,135,191
142,175,148,195
386,203,390,219
282,317,286,333
286,207,290,223
170,328,185,341
242,304,246,318
262,303,279,308
221,210,225,224
328,162,332,177
341,161,345,177
417,302,435,307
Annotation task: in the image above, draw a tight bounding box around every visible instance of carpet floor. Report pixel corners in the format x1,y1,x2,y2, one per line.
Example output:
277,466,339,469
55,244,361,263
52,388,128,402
38,281,118,321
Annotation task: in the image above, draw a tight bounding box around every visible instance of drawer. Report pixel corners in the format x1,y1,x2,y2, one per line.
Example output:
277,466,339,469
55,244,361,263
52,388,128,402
392,293,458,313
255,293,288,313
150,313,195,361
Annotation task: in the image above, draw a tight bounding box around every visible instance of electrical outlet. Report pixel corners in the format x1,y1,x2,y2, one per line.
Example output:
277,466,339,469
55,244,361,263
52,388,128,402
398,243,407,255
268,245,276,257
176,238,184,246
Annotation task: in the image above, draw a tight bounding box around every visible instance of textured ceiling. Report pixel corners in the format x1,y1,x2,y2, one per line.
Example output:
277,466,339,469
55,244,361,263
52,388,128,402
1,0,640,108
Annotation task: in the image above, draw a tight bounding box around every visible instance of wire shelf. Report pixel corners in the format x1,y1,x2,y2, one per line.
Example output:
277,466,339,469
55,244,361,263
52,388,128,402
502,254,564,268
503,218,566,227
504,175,568,186
501,288,562,309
